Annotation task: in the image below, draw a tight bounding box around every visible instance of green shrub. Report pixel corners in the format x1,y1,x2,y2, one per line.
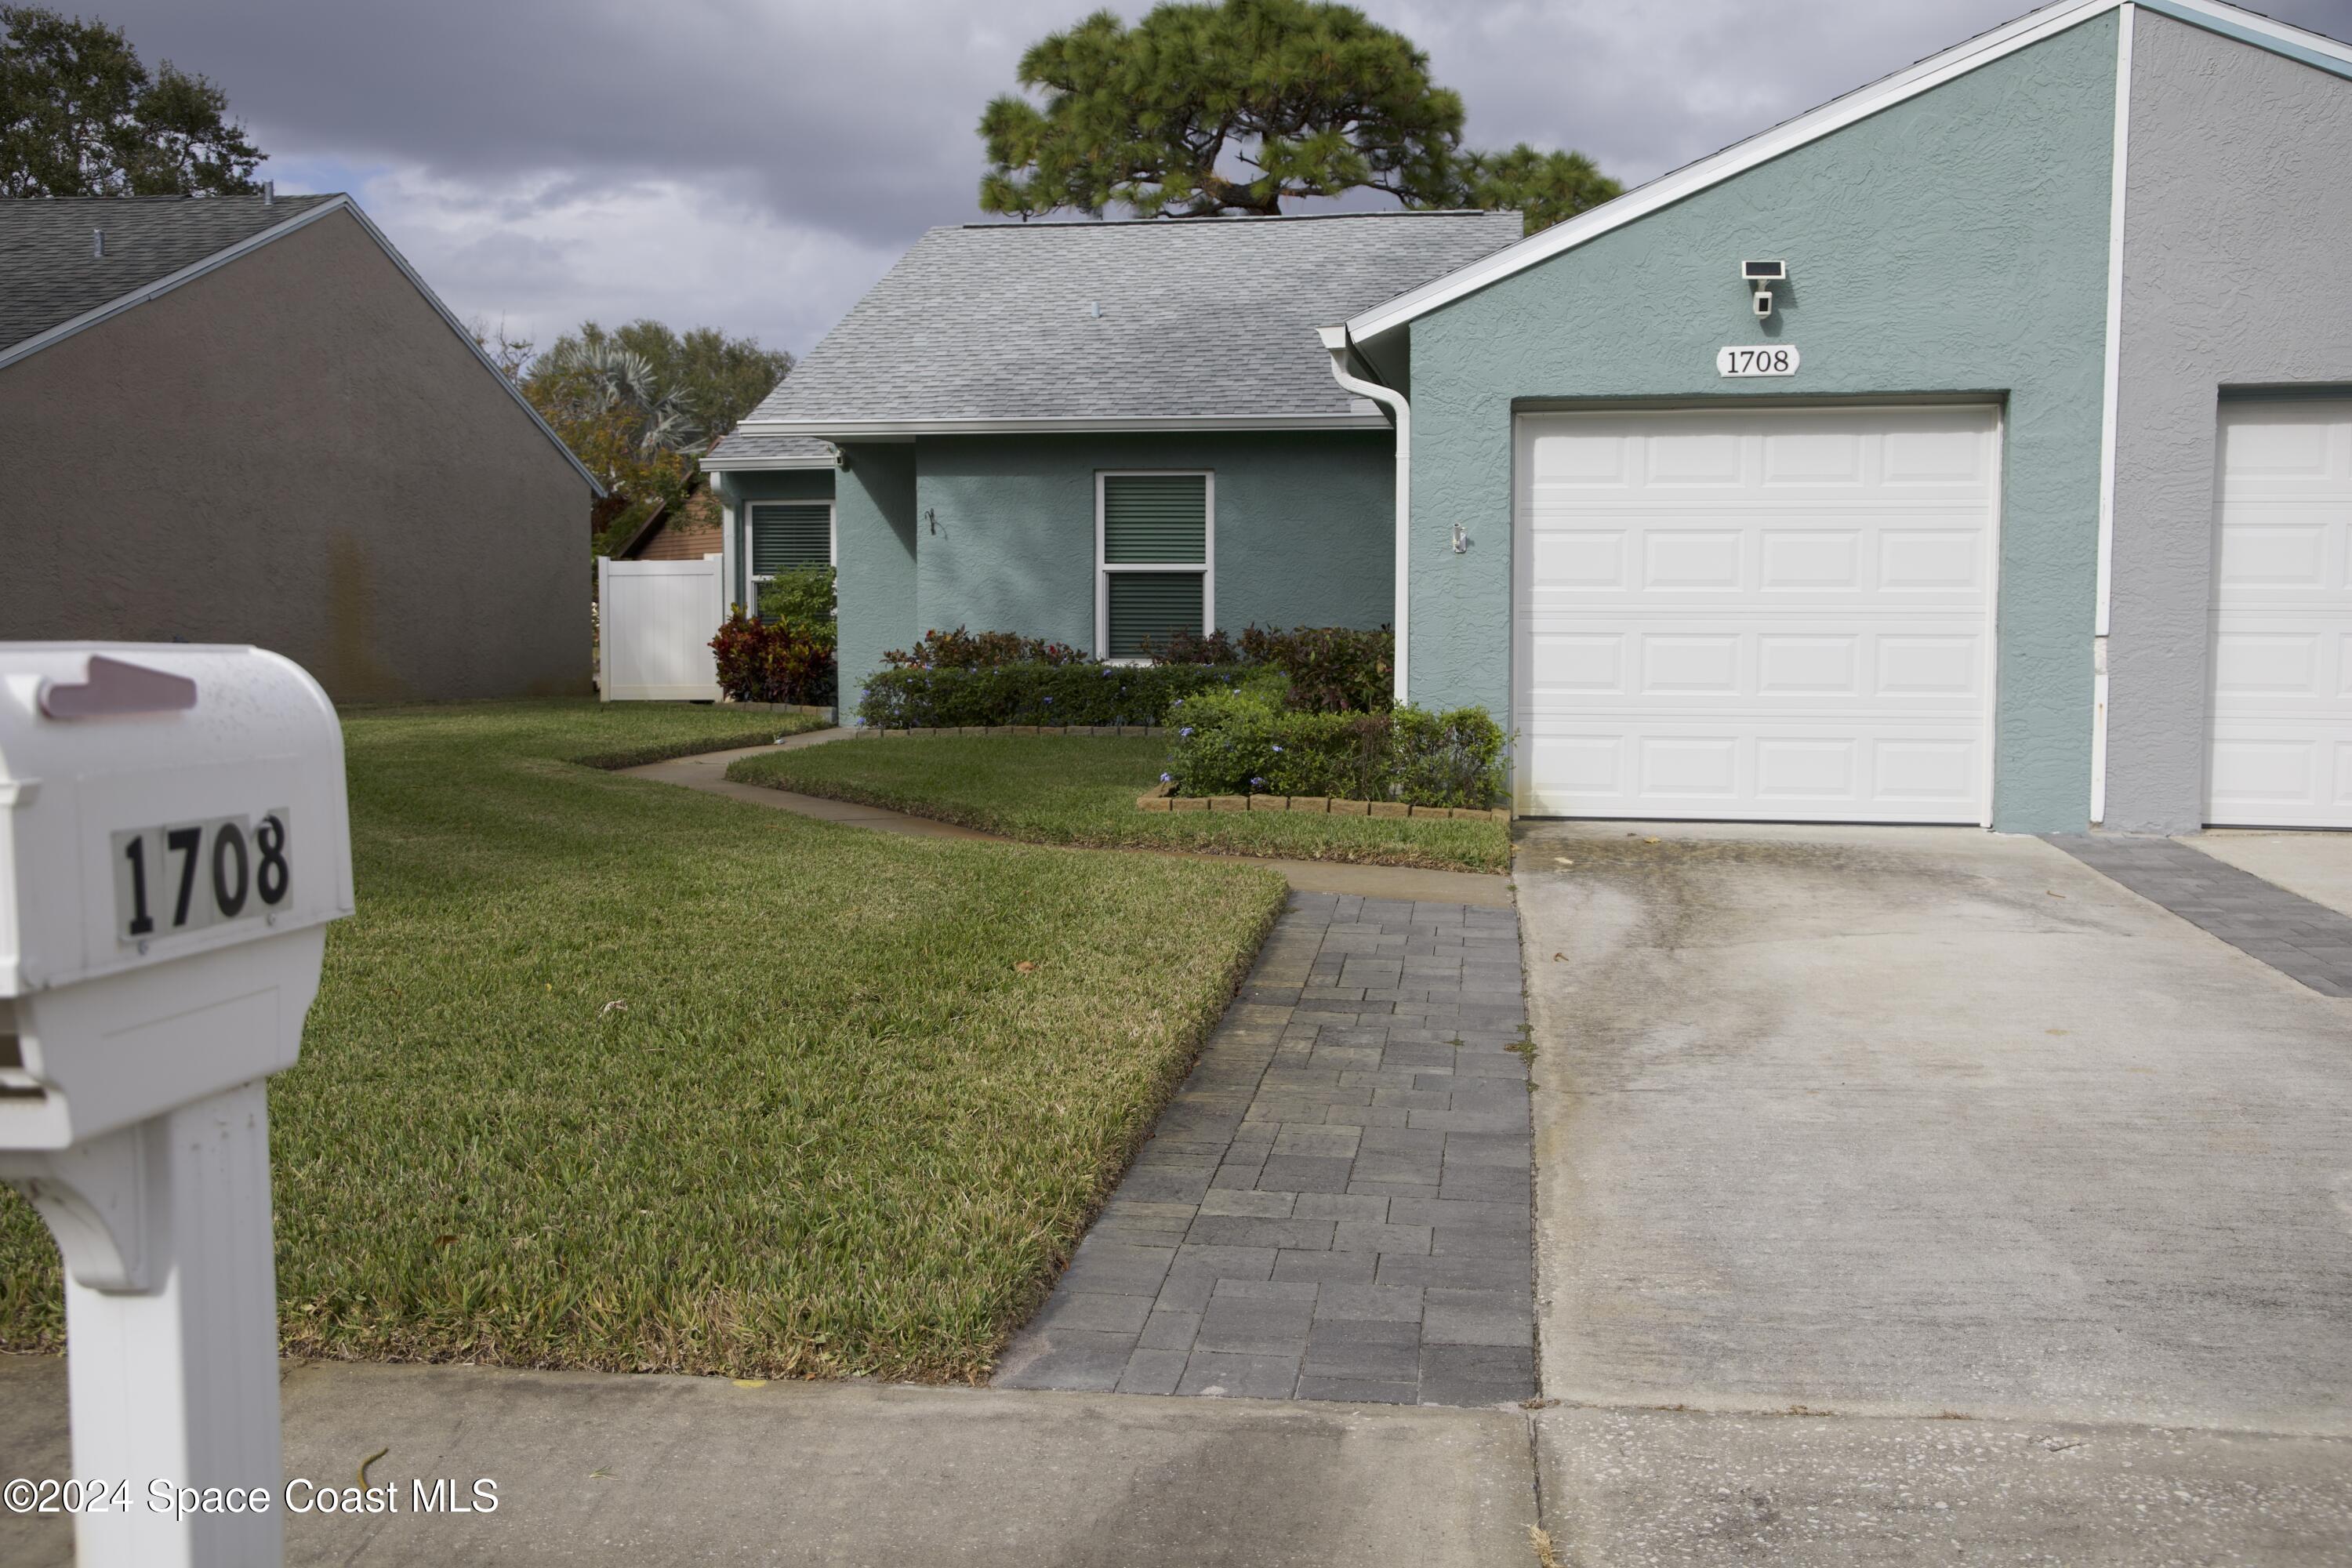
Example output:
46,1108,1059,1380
881,626,1093,670
1165,690,1504,809
757,566,836,640
857,662,1247,728
1145,624,1395,713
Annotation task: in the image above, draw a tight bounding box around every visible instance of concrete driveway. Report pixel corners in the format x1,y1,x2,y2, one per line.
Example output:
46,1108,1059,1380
1515,822,2352,1561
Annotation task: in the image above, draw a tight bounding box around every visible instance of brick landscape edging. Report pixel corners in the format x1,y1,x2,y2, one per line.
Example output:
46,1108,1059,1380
721,701,837,718
839,726,1508,821
1134,780,1508,823
851,724,1170,739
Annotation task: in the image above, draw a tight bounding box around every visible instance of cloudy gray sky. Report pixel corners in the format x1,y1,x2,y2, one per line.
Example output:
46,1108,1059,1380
96,0,2352,360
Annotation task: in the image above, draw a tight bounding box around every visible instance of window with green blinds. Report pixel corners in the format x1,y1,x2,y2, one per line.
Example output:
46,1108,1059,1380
750,503,831,575
1106,572,1206,659
1098,471,1209,658
1102,475,1207,563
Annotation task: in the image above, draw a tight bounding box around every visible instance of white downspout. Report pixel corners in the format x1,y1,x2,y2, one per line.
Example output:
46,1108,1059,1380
1319,326,1410,706
2091,2,2135,827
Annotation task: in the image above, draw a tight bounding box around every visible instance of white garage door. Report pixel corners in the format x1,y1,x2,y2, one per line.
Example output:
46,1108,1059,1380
1514,405,1999,822
2206,400,2352,828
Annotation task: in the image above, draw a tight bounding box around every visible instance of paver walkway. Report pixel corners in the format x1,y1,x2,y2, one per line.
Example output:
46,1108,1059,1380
2048,833,2352,996
993,892,1537,1406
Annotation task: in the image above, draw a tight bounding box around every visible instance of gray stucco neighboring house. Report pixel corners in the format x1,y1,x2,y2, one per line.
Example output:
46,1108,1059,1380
0,192,599,703
701,211,1525,691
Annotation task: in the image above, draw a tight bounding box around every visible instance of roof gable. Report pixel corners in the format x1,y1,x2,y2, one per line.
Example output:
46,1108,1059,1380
0,193,338,354
1344,0,2352,347
0,193,601,492
738,210,1523,434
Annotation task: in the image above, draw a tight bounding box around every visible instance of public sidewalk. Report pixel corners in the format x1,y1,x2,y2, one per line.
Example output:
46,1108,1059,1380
0,1355,1537,1567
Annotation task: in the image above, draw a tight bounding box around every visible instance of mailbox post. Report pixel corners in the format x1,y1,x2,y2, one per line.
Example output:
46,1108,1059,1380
0,645,352,1568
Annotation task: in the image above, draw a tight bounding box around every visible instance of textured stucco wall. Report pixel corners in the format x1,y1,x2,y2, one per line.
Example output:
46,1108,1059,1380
911,431,1392,652
717,467,835,607
832,443,916,712
0,208,592,701
2105,13,2352,832
1404,13,2119,833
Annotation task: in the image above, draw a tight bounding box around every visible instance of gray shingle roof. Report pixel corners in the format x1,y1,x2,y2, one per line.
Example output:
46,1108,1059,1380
739,210,1524,430
702,430,837,466
0,193,341,354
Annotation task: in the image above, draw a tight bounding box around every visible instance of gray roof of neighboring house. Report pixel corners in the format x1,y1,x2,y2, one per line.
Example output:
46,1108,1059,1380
0,192,340,354
702,430,837,467
735,210,1525,430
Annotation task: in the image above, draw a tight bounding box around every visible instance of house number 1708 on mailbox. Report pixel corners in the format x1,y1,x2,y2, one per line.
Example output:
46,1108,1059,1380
113,811,292,942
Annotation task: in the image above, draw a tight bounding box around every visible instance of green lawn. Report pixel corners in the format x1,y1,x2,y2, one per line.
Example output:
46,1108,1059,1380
728,735,1512,874
0,701,1283,1382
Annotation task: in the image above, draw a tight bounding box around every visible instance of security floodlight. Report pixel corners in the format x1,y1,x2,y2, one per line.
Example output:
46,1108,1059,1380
1742,260,1786,281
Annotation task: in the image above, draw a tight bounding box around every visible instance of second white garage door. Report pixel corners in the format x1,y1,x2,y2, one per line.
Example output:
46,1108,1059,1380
1514,404,1999,822
2206,399,2352,828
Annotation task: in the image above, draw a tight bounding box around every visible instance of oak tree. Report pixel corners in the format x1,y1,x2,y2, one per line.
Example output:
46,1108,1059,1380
0,5,263,197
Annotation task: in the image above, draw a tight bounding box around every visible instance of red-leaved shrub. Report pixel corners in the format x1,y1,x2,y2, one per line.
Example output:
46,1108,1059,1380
711,612,837,705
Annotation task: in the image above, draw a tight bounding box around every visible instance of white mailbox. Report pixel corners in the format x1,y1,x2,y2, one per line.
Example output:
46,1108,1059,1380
0,644,352,1568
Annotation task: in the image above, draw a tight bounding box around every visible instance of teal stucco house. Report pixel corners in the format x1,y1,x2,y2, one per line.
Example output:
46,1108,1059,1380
706,0,2352,837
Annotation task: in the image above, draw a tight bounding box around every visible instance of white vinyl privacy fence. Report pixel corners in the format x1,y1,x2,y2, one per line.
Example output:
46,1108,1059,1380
598,554,724,701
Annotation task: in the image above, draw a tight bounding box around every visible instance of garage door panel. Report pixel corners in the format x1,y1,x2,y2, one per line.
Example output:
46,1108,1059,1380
2214,517,2330,589
1760,428,1867,485
1878,529,1986,592
2207,401,2352,826
1639,634,1741,695
1877,635,1981,698
1882,424,1993,485
1523,626,1986,708
1759,530,1864,589
1642,531,1744,590
1757,635,1859,695
1515,405,1997,822
1529,530,1627,589
1522,723,1984,822
1875,739,1981,804
1645,430,1744,485
2220,408,2339,482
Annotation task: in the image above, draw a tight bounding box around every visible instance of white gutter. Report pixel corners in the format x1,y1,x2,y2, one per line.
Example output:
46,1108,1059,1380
2091,2,2136,826
1318,326,1410,706
731,413,1387,437
699,456,837,473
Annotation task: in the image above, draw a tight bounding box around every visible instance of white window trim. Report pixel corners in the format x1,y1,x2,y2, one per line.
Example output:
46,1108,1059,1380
743,500,838,601
1095,470,1214,662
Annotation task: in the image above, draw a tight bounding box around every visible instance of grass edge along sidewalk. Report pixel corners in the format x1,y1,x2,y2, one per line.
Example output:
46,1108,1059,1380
728,733,1512,875
0,700,1287,1384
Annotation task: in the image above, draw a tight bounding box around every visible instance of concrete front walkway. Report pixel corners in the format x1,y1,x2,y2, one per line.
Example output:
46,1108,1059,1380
1513,820,2352,1563
0,1356,1535,1567
625,737,1513,907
